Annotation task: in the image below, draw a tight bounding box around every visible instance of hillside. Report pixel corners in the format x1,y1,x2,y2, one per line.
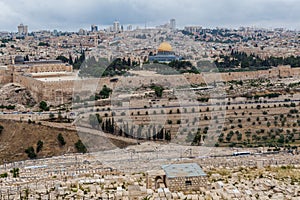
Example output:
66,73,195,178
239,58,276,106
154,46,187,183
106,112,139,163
0,119,136,164
0,119,80,164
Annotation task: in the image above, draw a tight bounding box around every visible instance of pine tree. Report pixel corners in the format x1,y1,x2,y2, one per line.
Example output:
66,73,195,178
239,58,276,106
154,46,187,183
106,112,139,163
69,54,73,65
127,57,131,66
130,126,134,138
152,126,157,140
101,122,105,132
165,130,171,141
125,123,129,137
111,117,115,134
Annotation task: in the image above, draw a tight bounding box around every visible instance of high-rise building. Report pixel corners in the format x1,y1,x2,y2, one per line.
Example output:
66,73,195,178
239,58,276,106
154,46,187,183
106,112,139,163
18,23,28,35
170,19,176,30
127,25,133,31
91,24,98,32
113,21,120,33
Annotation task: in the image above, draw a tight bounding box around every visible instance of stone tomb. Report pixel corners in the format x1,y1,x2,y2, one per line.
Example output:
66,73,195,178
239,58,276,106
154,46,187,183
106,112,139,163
147,163,207,192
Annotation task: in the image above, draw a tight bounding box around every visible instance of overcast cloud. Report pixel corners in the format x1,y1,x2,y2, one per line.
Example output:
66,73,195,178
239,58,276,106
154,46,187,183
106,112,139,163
0,0,299,31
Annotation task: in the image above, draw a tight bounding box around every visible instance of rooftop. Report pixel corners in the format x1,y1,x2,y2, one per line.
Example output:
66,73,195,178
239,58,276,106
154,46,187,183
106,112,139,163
162,163,206,178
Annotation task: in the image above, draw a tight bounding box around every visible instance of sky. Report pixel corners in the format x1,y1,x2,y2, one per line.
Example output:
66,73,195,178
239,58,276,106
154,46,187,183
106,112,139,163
0,0,299,32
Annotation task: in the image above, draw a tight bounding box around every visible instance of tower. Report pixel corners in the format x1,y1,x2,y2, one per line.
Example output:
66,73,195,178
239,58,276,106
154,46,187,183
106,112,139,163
113,21,120,33
18,23,28,35
170,19,176,31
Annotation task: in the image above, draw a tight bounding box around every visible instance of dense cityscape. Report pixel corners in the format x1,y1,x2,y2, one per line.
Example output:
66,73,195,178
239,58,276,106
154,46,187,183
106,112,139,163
0,1,300,199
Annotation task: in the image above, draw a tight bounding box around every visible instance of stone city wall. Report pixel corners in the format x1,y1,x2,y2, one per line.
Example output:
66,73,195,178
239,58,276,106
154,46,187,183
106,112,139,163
34,77,113,104
13,73,44,102
185,65,300,84
0,68,13,84
4,65,300,105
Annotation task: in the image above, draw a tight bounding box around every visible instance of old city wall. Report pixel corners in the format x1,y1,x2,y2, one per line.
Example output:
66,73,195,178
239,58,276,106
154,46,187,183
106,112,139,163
41,77,113,104
42,80,75,104
4,65,300,105
106,66,300,89
33,66,300,105
13,74,44,102
0,68,13,84
185,66,300,84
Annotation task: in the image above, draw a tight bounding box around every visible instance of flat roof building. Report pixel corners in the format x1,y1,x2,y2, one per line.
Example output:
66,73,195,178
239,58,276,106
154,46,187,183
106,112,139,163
147,163,207,192
163,163,207,192
162,163,206,178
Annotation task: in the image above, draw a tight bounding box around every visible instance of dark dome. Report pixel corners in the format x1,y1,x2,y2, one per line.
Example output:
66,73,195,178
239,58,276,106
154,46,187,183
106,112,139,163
14,56,24,64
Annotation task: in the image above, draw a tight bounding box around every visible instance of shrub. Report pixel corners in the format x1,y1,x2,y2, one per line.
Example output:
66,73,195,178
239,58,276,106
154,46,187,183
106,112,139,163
57,133,66,146
75,140,87,153
263,111,268,115
36,140,44,153
0,125,4,134
25,147,37,159
39,101,49,111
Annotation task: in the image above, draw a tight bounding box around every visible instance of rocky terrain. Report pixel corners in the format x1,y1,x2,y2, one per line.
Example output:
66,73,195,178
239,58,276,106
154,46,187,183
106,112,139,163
0,83,36,109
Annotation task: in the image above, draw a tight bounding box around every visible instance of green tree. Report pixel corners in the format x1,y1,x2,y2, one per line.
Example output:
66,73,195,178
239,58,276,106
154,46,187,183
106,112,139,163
69,54,73,65
151,85,164,98
57,133,66,146
25,147,37,159
56,55,69,63
10,168,19,178
99,85,112,99
38,42,50,47
36,140,44,153
278,134,285,144
96,113,102,124
39,101,49,111
0,125,4,134
75,140,87,153
0,172,8,178
58,111,63,122
165,130,171,141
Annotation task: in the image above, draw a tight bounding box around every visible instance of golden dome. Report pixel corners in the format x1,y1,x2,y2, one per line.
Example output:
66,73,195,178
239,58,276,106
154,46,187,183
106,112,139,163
158,42,172,52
